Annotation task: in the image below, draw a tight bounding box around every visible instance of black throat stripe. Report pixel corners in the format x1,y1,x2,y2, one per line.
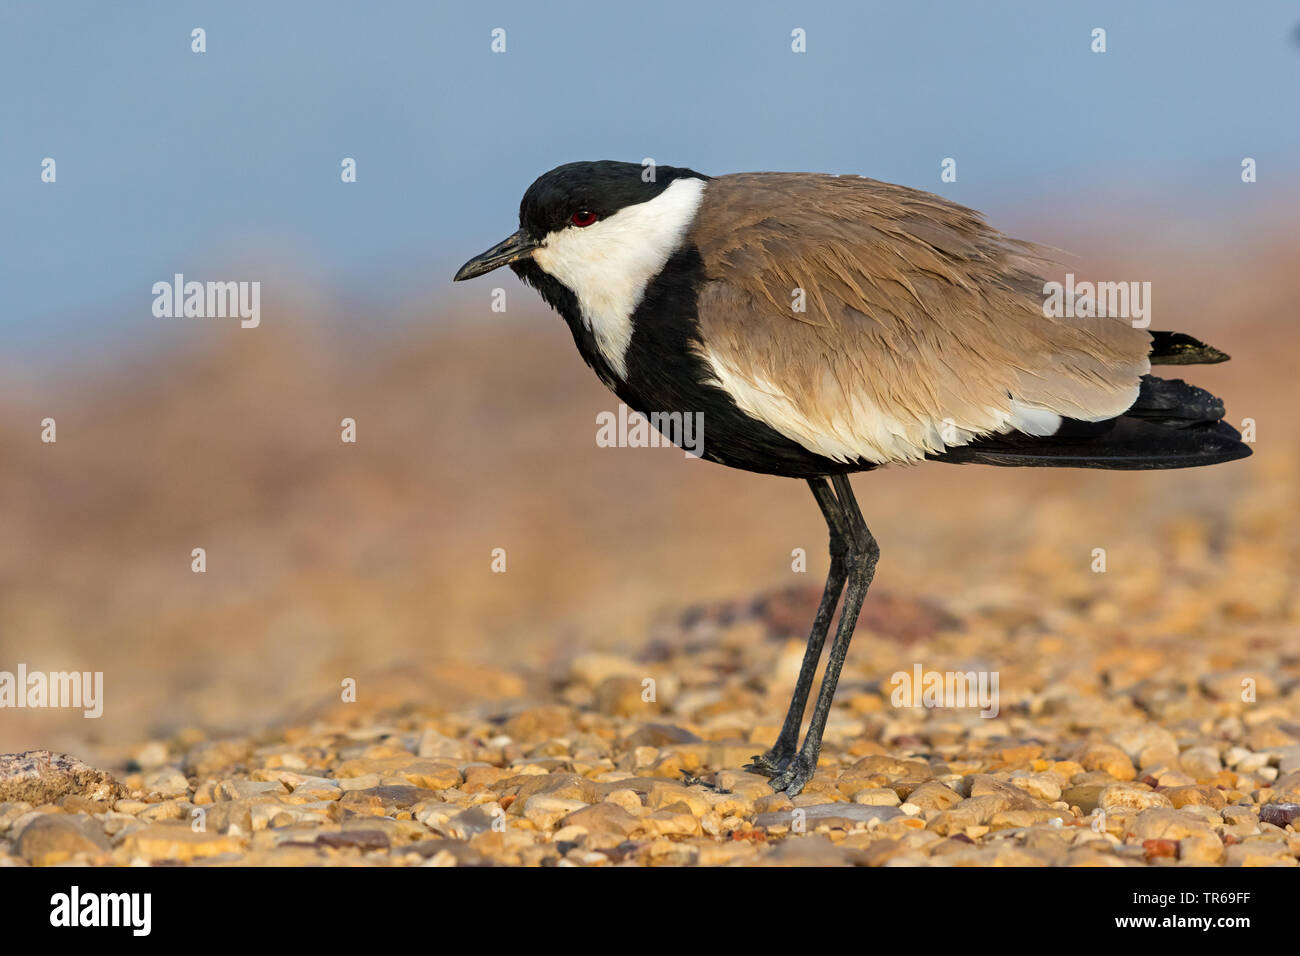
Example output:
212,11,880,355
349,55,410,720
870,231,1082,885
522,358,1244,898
517,248,877,478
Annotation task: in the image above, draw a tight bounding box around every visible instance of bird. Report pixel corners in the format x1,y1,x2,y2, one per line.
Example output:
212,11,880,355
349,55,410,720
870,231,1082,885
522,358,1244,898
454,160,1250,796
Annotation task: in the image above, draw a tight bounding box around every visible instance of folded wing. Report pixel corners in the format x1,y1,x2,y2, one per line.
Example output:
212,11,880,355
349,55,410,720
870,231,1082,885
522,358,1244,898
690,173,1152,465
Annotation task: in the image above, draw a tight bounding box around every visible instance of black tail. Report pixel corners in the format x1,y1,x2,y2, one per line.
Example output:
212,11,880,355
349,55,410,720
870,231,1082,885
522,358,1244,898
932,331,1251,470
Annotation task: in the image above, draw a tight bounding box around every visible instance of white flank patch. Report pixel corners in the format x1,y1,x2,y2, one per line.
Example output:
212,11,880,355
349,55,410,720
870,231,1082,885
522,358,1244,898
700,349,962,463
531,176,707,380
1006,401,1062,436
701,350,1073,465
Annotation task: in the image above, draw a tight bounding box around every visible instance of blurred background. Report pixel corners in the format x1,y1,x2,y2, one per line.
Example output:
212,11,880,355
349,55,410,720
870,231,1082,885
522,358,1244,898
1,1,1297,764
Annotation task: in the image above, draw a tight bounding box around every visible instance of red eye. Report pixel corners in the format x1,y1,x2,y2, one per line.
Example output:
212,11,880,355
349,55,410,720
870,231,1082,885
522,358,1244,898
571,210,598,227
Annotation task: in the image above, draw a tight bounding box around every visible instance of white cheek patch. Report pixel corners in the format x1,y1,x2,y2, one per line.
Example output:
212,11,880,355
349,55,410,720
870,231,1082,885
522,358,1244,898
531,176,707,380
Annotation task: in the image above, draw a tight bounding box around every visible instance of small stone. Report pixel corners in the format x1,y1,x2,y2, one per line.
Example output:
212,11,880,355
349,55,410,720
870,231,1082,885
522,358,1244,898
462,766,514,793
763,833,850,866
1275,747,1300,775
644,781,710,816
250,801,334,830
992,743,1043,767
1098,783,1172,811
417,729,470,760
636,803,702,838
989,809,1066,829
1142,839,1178,860
142,766,191,799
1006,773,1062,803
603,788,645,816
284,776,341,803
623,723,702,748
568,653,643,686
1179,833,1225,864
522,795,589,829
1259,803,1300,828
968,775,1039,811
1164,786,1227,810
561,802,639,845
1223,746,1261,771
130,741,171,770
1179,746,1223,781
904,782,963,812
850,754,931,778
202,799,256,835
1061,785,1106,814
119,822,244,862
1074,743,1137,781
929,808,982,835
851,788,901,807
1131,808,1214,841
217,779,285,801
1225,842,1296,867
1200,670,1275,702
1110,725,1178,769
138,799,189,823
339,786,439,812
314,829,390,851
444,806,498,840
17,814,112,865
185,739,252,777
1271,770,1300,801
503,706,574,742
594,676,652,717
57,795,112,815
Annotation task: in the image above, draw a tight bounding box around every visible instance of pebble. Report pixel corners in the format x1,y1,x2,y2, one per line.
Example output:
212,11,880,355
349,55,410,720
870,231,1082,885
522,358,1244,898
1098,783,1173,811
16,814,112,865
119,823,244,862
1164,786,1227,810
522,795,589,829
1179,746,1223,781
1130,808,1216,841
1260,803,1300,828
1110,725,1179,769
852,788,902,806
1074,743,1137,782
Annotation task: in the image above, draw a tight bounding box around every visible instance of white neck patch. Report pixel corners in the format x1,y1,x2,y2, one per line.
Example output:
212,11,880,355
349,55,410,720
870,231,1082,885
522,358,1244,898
531,176,707,380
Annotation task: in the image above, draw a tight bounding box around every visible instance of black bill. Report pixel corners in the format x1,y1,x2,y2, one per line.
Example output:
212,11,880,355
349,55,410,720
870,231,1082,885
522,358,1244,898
453,229,539,281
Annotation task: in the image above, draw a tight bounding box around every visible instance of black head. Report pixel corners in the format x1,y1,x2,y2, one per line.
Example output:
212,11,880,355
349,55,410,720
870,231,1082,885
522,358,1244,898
517,161,709,239
453,160,709,281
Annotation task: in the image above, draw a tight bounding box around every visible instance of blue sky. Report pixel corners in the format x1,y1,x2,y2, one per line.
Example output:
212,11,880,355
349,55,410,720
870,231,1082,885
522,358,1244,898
3,0,1297,361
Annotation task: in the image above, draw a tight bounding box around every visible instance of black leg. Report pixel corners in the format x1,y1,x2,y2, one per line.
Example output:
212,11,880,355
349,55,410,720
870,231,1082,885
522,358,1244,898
745,479,850,777
769,474,879,796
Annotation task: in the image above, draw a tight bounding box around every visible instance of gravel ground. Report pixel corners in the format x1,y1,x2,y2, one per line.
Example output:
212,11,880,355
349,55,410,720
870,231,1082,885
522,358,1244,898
2,585,1298,867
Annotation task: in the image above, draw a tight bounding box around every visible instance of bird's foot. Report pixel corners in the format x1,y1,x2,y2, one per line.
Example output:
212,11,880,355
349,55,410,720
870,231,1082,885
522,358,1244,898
767,752,816,797
744,747,794,778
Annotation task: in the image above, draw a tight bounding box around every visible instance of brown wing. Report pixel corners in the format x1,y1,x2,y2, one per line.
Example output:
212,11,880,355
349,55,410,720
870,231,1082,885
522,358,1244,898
689,173,1151,464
